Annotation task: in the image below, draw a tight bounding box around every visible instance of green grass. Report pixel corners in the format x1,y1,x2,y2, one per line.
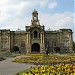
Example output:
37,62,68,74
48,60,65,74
13,67,34,75
0,55,5,61
0,52,21,57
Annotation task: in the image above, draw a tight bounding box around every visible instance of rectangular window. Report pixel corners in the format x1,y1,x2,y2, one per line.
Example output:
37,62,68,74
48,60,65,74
1,41,7,48
49,44,52,48
31,34,33,38
52,42,56,47
14,40,18,45
2,32,5,35
21,41,25,48
39,33,40,38
64,41,68,47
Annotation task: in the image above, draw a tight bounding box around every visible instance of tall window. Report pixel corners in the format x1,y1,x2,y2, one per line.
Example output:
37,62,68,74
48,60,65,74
31,34,33,38
34,30,38,38
2,32,6,35
64,41,68,47
1,41,7,48
39,33,40,38
14,40,18,45
52,42,56,47
21,41,25,48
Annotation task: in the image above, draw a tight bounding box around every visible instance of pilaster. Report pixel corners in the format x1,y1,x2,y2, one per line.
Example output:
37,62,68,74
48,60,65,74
41,33,42,43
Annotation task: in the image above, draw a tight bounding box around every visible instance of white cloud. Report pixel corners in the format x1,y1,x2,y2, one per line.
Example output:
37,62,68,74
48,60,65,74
0,0,74,41
39,12,74,41
39,0,47,7
48,1,57,9
0,0,38,30
0,0,74,42
0,0,8,5
39,12,74,31
0,0,36,20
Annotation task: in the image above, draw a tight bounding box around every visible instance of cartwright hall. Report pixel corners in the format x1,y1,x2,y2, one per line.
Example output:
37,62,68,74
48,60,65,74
0,10,73,53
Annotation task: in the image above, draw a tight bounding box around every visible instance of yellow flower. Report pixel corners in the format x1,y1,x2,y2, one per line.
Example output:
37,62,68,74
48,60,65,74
42,73,46,75
35,73,39,75
42,69,45,72
28,72,33,75
22,73,27,75
50,73,54,75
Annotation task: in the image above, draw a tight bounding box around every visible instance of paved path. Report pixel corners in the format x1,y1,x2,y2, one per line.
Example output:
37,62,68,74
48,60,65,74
0,56,35,75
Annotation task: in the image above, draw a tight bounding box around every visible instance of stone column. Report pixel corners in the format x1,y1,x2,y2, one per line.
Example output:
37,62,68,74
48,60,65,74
41,33,42,43
29,33,30,44
27,33,28,44
69,33,73,52
38,33,39,39
26,33,31,53
8,35,10,51
43,33,44,44
59,33,63,52
57,34,59,47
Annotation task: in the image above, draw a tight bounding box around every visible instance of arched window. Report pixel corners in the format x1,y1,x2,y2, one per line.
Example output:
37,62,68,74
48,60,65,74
34,30,38,38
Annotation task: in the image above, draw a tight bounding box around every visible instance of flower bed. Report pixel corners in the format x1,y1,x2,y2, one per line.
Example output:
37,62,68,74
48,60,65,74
13,54,75,65
14,64,75,75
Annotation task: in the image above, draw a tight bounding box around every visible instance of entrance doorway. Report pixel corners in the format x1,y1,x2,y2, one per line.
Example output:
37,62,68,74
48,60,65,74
13,46,20,53
31,43,40,52
54,47,60,52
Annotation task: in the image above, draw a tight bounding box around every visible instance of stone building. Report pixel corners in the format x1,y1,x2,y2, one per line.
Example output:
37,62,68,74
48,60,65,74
0,10,73,53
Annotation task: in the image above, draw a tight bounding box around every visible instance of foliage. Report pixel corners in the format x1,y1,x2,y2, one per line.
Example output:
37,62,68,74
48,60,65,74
1,52,21,57
0,54,5,61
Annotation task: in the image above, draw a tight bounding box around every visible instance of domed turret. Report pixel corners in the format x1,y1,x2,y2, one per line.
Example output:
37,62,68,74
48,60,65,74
31,9,40,26
32,9,38,14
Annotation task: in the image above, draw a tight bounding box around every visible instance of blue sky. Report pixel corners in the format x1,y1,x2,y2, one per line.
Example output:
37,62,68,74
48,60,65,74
0,0,74,41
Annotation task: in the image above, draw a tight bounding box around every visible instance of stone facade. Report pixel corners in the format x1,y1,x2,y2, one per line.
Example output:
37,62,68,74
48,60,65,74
0,10,73,53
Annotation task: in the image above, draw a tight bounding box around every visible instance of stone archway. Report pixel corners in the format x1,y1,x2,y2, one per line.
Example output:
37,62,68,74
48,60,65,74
31,43,40,52
13,46,20,53
54,47,60,52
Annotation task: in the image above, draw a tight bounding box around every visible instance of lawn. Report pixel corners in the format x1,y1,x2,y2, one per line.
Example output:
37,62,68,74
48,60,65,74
0,51,21,61
1,51,21,57
0,55,5,61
